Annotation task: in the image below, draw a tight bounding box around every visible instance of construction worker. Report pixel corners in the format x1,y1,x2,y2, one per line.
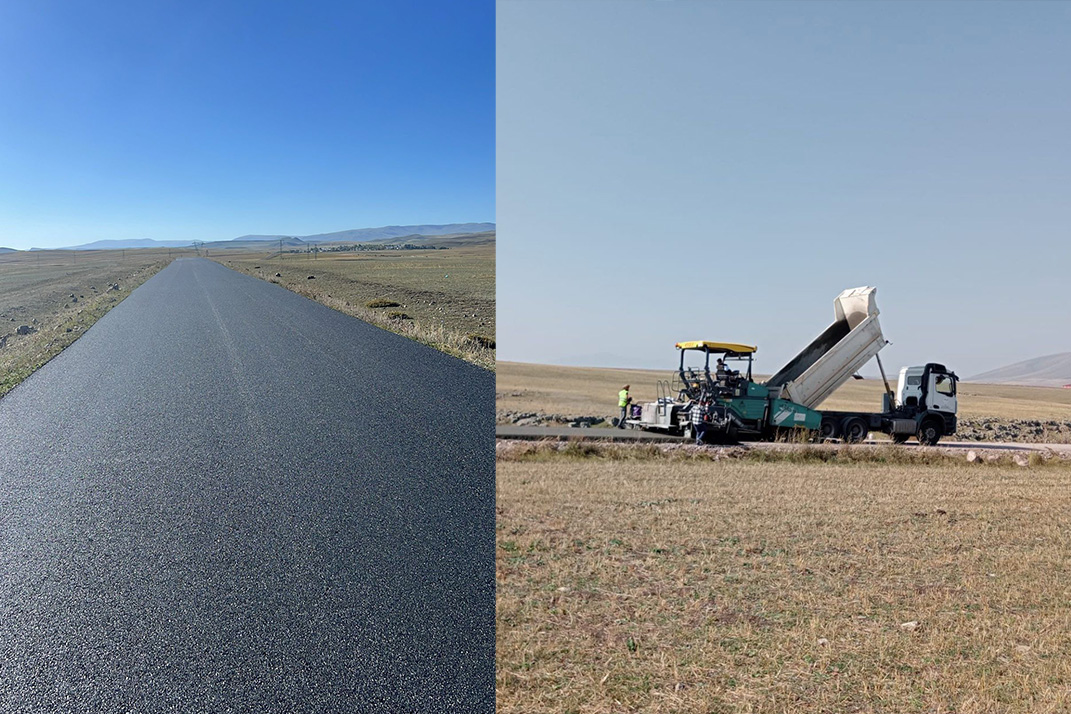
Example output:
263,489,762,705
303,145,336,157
617,385,631,429
715,358,728,383
691,397,708,445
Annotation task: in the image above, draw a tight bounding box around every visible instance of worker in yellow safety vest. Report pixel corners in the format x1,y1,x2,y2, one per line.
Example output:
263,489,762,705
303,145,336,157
617,385,631,429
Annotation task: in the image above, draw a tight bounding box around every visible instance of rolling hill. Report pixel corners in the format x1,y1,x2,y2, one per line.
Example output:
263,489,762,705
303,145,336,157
40,238,194,251
361,230,496,248
211,236,308,250
968,352,1071,388
0,247,16,254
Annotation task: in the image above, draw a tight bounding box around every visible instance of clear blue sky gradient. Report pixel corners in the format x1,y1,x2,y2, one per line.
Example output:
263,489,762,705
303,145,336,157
0,0,494,250
498,0,1071,378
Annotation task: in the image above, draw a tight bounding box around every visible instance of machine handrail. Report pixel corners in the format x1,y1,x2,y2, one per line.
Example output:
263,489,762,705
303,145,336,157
656,380,671,416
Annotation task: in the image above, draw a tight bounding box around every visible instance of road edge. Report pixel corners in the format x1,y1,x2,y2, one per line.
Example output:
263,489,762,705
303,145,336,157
212,258,496,372
0,259,174,400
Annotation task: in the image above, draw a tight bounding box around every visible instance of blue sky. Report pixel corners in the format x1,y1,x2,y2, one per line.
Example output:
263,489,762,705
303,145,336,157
0,0,494,250
497,0,1071,377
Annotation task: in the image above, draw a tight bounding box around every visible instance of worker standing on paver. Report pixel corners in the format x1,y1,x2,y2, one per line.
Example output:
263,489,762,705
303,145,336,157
617,385,631,429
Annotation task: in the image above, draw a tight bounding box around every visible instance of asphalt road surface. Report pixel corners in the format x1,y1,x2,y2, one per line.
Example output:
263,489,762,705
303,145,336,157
0,258,493,712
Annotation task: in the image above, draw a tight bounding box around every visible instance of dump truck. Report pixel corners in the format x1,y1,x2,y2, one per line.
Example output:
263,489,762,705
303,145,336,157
627,287,958,445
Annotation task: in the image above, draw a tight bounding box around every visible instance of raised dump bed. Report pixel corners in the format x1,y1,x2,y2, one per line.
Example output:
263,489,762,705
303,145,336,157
765,286,887,409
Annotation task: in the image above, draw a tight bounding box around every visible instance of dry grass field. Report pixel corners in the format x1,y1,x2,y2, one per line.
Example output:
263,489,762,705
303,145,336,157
0,248,179,397
213,242,495,370
497,361,1071,711
497,450,1071,713
497,361,1071,422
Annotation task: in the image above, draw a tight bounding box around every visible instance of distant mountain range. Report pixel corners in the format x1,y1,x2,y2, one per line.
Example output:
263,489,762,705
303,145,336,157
39,223,495,251
234,223,495,244
969,352,1071,388
0,247,16,254
30,238,194,251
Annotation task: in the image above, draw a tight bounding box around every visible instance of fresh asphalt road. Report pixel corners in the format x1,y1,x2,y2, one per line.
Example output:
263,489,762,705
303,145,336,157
0,258,493,712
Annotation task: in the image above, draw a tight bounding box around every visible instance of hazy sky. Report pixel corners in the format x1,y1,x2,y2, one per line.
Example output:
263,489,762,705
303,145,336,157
0,0,493,250
497,0,1071,378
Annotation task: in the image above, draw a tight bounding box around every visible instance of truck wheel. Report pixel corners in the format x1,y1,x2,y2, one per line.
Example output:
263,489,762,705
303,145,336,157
917,419,942,446
819,418,838,441
891,433,911,444
842,417,868,443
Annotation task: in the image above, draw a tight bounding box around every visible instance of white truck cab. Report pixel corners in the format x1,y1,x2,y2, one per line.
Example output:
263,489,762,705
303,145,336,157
896,364,958,414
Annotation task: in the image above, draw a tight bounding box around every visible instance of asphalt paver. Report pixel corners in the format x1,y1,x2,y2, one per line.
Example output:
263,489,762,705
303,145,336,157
0,258,493,712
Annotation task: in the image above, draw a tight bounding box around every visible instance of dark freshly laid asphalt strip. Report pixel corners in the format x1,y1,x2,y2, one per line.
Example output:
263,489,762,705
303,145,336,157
0,258,493,712
495,425,684,441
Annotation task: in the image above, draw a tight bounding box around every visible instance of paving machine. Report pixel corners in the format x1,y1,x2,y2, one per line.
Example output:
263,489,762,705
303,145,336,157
628,287,959,444
632,341,821,442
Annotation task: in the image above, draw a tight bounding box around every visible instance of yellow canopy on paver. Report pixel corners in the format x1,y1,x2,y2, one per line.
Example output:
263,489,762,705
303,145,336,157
674,341,756,355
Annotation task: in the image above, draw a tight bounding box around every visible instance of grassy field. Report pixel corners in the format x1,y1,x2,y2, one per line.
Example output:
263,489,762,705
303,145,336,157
212,241,495,370
496,361,1071,422
497,451,1071,713
0,248,180,397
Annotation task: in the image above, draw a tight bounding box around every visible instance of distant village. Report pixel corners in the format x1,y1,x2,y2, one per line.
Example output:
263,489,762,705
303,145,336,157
283,243,446,254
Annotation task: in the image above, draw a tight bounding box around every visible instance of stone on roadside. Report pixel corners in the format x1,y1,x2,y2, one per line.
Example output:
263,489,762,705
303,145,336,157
966,450,981,463
16,325,35,335
900,621,920,632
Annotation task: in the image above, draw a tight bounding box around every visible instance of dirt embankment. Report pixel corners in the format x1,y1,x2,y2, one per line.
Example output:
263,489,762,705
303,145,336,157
956,417,1071,443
